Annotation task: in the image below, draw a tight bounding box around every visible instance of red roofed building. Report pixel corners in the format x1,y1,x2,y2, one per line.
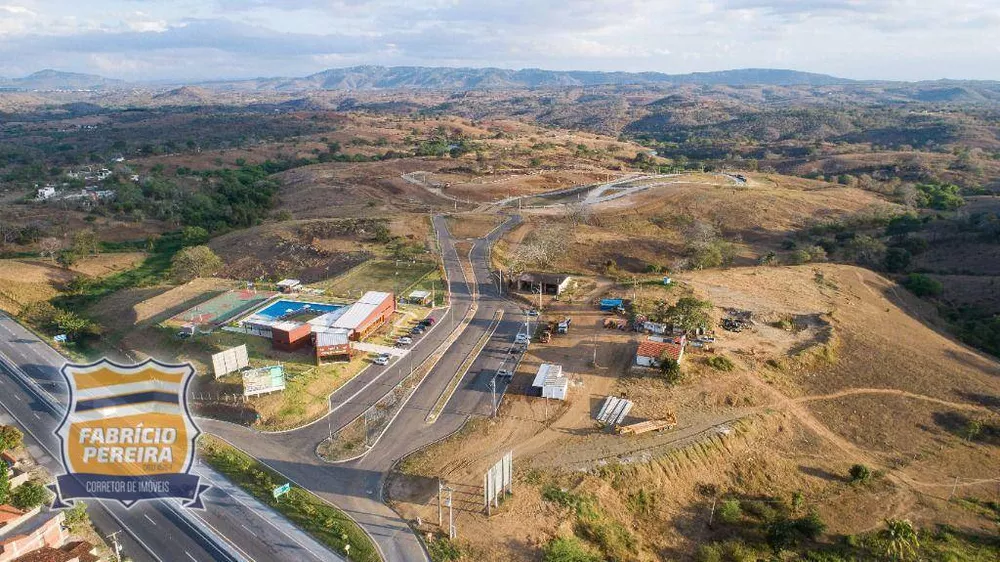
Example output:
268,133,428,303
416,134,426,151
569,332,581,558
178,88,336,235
635,338,685,368
0,509,68,562
12,541,99,562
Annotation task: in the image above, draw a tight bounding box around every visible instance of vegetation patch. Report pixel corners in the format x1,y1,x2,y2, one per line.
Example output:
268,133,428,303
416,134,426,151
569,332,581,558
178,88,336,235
198,435,379,562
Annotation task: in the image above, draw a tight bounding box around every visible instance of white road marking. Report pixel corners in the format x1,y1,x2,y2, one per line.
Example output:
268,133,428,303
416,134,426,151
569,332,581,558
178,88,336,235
185,550,197,561
144,514,157,525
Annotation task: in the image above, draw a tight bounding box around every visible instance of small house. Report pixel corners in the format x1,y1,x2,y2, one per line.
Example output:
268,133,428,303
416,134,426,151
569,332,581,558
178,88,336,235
276,279,302,294
35,186,56,200
531,363,568,400
635,338,685,368
407,290,432,306
515,272,572,296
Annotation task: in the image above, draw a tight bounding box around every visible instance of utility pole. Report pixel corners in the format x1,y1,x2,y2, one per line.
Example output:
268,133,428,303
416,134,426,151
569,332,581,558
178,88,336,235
438,479,443,527
448,486,456,539
490,377,497,418
107,531,123,562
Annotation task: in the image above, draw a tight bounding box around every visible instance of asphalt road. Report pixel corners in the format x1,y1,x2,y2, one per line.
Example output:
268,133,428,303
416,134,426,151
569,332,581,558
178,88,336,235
0,212,526,562
0,314,340,562
202,214,530,561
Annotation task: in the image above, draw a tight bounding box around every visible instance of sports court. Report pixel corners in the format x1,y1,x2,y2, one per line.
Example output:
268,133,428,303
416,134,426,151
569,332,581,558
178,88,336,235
168,289,277,330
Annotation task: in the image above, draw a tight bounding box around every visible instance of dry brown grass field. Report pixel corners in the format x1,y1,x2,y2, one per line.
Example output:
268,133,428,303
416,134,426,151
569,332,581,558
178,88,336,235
388,264,999,561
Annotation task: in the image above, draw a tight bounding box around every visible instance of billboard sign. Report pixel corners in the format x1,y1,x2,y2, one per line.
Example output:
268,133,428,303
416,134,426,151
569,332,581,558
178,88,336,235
242,365,286,397
211,345,249,379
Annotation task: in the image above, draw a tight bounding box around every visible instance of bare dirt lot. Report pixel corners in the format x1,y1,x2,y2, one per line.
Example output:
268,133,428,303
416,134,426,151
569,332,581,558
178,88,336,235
388,264,1000,561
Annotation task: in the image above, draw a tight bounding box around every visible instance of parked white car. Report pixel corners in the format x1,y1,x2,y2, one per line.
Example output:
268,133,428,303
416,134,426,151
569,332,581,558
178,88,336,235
373,354,391,366
396,336,413,346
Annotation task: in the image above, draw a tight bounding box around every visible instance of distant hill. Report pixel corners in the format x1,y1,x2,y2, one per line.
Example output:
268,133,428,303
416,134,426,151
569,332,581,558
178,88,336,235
0,69,125,91
230,66,852,92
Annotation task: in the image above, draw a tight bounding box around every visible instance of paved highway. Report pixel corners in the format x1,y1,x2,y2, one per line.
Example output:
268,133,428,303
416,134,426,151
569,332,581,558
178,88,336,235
202,214,529,561
0,315,341,562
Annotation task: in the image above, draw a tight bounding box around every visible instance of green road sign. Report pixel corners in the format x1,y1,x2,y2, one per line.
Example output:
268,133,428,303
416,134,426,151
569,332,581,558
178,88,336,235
273,482,291,499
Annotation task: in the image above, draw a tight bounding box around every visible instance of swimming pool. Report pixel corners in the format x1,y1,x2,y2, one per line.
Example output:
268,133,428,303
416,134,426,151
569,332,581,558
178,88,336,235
253,299,343,320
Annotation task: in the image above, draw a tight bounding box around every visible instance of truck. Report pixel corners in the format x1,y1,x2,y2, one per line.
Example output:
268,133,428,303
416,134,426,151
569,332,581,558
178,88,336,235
556,317,572,334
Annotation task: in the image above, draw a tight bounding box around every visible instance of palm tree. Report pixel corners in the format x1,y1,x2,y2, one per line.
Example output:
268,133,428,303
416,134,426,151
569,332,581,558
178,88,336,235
876,518,920,561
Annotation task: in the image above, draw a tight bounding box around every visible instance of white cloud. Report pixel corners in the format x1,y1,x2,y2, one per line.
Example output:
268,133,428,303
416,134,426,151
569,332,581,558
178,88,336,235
0,0,997,80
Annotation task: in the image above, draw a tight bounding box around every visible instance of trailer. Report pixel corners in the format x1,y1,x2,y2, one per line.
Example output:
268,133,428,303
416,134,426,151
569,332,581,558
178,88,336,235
617,414,677,435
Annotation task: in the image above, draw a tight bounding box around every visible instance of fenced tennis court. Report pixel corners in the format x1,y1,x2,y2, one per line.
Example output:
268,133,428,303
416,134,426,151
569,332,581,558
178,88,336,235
168,289,277,329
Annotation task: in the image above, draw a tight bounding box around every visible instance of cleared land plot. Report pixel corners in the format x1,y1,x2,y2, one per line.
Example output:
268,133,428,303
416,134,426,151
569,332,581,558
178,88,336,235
88,277,238,332
309,259,439,300
68,252,147,277
0,259,74,314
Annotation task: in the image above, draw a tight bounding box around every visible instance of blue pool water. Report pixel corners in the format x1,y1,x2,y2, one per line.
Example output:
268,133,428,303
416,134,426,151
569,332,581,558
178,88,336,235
254,299,342,320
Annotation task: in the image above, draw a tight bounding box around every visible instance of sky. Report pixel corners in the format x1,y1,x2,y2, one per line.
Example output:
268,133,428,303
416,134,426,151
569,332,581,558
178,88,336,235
0,0,998,82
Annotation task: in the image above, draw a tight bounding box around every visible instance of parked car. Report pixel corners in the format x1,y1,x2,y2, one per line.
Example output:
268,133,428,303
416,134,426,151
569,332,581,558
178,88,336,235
420,317,436,326
373,354,391,366
396,336,413,346
411,325,426,335
176,331,192,339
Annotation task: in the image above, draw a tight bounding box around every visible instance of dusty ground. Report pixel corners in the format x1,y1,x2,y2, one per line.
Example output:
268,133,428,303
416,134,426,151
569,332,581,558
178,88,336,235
387,264,1000,561
0,259,74,314
495,173,895,277
68,251,147,277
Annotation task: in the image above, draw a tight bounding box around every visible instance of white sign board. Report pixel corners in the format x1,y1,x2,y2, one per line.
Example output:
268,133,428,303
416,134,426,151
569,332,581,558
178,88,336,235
484,451,513,514
242,365,286,397
212,345,250,378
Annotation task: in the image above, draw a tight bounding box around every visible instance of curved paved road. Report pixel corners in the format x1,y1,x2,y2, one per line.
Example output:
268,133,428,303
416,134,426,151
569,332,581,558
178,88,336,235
202,214,529,561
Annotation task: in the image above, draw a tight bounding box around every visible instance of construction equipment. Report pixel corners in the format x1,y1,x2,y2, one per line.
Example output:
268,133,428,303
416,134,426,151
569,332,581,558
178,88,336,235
617,414,677,435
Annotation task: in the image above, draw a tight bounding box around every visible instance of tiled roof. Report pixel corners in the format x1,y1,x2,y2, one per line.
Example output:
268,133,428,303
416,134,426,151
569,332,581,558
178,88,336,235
637,340,683,361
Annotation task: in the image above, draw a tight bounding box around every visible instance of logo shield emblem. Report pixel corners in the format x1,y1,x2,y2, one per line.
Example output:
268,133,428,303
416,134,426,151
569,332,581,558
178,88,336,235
51,358,209,508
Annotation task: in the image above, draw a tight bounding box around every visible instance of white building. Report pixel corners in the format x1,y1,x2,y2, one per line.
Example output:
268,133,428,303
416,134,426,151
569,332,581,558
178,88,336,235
36,186,56,200
531,363,569,401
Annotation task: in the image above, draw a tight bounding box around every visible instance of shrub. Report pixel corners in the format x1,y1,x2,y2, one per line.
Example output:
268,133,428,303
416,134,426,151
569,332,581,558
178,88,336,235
849,464,873,484
707,355,735,372
0,426,23,453
427,537,463,562
10,481,49,510
903,273,943,297
542,536,602,562
789,249,812,265
658,356,683,384
718,499,742,524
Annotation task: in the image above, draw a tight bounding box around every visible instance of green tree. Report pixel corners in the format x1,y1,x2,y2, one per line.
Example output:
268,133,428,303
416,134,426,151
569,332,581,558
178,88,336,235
846,235,887,266
171,245,223,282
0,426,23,453
664,297,713,333
10,481,48,510
658,355,683,384
883,247,912,272
180,226,210,247
789,249,812,265
876,519,920,561
70,229,100,255
0,464,9,505
902,273,943,297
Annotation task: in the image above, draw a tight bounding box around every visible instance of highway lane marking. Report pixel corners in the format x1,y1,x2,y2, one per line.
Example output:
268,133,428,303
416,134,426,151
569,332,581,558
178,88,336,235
185,551,197,561
199,475,330,562
144,514,157,526
13,395,20,401
32,412,40,419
